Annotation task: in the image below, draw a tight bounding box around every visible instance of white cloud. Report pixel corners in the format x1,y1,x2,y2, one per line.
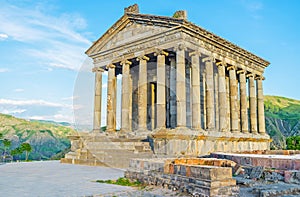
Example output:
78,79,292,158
0,33,8,41
0,2,91,70
1,109,26,114
0,68,9,73
0,98,71,108
28,113,74,123
0,98,74,123
13,88,25,92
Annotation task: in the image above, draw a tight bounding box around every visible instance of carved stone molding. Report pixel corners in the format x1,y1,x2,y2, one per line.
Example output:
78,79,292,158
92,67,105,73
202,56,215,63
136,55,150,62
255,75,265,80
106,63,116,69
227,65,236,71
189,50,201,57
120,59,132,66
154,48,169,56
124,4,139,14
174,43,187,52
237,70,246,75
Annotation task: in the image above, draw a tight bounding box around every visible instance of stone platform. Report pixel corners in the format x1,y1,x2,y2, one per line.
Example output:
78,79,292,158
61,132,153,169
62,128,271,169
125,158,239,196
151,128,270,156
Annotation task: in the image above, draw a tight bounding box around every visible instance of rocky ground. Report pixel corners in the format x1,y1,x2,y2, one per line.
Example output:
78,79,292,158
1,161,300,197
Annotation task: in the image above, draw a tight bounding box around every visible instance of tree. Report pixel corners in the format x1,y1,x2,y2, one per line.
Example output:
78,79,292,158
3,139,11,153
20,143,32,161
11,147,23,161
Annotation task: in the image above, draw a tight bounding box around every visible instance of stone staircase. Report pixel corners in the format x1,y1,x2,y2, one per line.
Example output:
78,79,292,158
61,133,154,168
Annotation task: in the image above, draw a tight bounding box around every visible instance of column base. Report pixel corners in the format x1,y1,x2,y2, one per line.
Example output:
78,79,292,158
106,129,116,133
119,129,131,133
92,129,102,133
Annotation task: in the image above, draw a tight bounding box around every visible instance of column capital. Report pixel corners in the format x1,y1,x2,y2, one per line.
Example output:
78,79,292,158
216,61,226,67
92,67,105,73
174,43,187,52
255,75,265,80
227,65,236,71
189,50,201,57
202,56,215,63
237,69,246,75
246,73,255,78
120,59,132,66
154,48,169,56
106,63,116,69
136,55,150,62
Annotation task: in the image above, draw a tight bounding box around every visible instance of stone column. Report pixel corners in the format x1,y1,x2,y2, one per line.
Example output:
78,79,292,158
247,74,257,133
256,76,266,134
202,57,215,130
129,75,133,131
189,51,201,130
155,50,169,129
238,70,249,133
176,45,186,128
120,60,132,132
169,57,176,128
137,55,150,130
228,66,238,132
216,62,227,132
106,64,116,132
92,67,104,132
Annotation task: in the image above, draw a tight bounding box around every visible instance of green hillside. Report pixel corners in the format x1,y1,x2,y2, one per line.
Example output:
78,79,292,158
0,113,76,160
264,95,300,149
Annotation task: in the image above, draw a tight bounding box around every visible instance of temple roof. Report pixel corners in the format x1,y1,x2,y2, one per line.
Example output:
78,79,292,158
86,6,270,67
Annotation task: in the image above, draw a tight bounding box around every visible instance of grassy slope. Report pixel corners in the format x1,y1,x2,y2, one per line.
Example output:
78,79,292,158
0,113,76,160
264,95,300,149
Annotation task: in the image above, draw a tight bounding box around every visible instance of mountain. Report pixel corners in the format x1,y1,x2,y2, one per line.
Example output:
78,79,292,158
0,95,299,160
264,95,300,149
0,113,76,160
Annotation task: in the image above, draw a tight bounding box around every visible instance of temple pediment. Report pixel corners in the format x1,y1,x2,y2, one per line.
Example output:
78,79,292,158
99,22,169,53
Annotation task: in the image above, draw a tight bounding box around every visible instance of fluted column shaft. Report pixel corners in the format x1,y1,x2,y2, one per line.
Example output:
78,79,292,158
228,66,238,132
137,56,149,130
176,48,186,127
169,57,176,128
93,67,104,132
257,77,266,134
106,64,116,132
203,57,215,130
156,51,168,129
121,60,132,132
238,70,249,133
190,52,201,129
217,63,227,131
248,74,257,133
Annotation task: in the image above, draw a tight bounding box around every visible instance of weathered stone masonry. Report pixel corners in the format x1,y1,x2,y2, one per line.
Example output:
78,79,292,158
63,4,271,165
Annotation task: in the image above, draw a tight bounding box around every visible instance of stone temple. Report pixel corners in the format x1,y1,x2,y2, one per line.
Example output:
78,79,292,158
62,4,271,168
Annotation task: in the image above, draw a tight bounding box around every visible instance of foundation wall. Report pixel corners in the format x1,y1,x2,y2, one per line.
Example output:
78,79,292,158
152,129,270,156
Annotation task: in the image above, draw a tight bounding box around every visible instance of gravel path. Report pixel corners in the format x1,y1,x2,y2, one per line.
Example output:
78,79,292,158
0,161,134,197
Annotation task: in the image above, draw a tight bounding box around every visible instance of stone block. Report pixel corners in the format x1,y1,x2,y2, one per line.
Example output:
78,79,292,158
189,165,232,181
249,166,264,179
284,170,300,184
294,160,300,170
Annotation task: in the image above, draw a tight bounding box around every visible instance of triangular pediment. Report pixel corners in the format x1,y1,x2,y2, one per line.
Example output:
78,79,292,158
86,14,180,56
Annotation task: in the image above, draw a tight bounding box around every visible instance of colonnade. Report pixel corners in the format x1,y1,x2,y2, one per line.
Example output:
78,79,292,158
93,48,266,134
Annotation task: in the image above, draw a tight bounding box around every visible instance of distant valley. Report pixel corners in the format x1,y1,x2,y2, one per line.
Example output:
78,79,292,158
0,114,76,160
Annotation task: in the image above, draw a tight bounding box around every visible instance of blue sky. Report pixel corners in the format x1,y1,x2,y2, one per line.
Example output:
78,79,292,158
0,0,299,127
